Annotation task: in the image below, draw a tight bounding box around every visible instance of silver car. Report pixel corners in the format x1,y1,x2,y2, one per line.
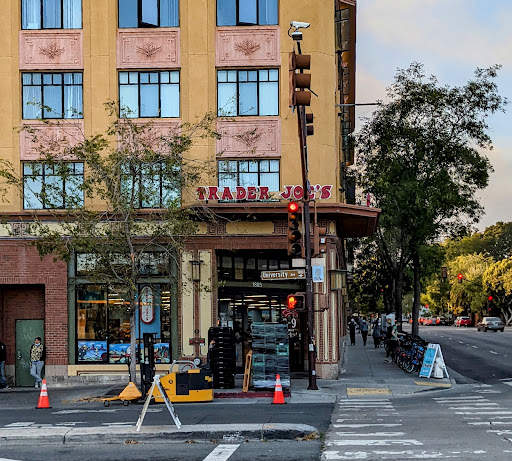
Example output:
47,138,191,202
477,317,505,332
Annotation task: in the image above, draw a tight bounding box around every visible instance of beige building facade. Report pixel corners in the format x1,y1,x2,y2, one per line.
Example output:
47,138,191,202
0,0,378,385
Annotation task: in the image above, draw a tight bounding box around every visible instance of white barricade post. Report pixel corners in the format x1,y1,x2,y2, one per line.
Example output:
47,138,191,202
419,344,449,379
136,374,182,432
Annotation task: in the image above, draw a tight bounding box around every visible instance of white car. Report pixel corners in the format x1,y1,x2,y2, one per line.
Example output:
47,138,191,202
476,317,505,332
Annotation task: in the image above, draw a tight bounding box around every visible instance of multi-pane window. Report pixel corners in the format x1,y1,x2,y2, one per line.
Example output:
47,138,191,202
22,72,83,119
218,159,279,192
23,162,84,209
217,0,277,26
118,0,179,28
22,0,82,29
217,69,278,116
119,71,180,118
121,163,180,208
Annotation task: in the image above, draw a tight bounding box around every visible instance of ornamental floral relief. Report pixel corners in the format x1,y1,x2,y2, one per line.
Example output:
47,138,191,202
216,26,279,66
19,30,83,69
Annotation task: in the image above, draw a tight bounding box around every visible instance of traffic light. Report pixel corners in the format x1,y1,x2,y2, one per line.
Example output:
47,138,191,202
488,296,493,301
313,225,327,256
457,273,463,283
305,112,314,136
289,50,311,107
287,201,302,257
441,266,447,283
287,293,305,311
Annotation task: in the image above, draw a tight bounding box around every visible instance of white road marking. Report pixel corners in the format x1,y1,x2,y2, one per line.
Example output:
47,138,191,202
327,439,422,447
0,458,25,461
335,432,405,437
455,411,512,415
469,421,512,426
202,444,240,461
434,396,486,401
333,423,401,428
458,341,464,344
472,345,478,348
490,351,498,355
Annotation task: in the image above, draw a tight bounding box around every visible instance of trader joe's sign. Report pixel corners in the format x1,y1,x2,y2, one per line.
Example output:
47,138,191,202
196,184,333,201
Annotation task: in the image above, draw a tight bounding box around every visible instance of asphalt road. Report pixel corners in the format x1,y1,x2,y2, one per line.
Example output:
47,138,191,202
416,325,512,383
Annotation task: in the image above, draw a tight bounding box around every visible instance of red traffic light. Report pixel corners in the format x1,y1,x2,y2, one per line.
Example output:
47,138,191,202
457,273,463,283
488,296,493,301
288,201,299,213
287,295,298,309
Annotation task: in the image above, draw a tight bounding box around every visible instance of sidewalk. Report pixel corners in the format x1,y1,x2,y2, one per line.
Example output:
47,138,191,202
337,338,455,397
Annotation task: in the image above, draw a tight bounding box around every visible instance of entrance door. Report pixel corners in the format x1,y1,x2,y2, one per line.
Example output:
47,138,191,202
16,319,44,386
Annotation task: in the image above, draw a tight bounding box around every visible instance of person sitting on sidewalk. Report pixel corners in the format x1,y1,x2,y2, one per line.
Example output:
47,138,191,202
384,319,399,362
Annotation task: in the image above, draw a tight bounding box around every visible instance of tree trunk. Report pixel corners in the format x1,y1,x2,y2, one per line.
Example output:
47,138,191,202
412,251,421,336
394,271,403,331
129,298,137,384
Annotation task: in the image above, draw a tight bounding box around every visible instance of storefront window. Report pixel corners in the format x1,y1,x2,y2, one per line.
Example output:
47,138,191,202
77,285,108,362
76,283,172,364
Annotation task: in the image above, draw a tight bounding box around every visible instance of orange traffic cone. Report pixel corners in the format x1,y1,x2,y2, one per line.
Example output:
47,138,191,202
272,374,286,404
36,379,52,409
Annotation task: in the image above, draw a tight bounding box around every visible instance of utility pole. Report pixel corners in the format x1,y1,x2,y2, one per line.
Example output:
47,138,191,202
289,22,317,390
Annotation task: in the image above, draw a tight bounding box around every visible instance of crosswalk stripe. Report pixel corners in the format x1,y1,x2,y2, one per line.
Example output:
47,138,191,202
327,439,422,447
333,423,402,428
334,432,405,437
433,396,486,401
202,444,240,461
455,411,512,415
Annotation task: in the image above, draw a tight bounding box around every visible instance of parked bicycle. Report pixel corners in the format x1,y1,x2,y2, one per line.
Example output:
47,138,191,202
386,333,428,374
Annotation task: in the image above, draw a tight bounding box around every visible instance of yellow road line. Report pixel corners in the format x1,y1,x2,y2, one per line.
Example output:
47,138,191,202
347,387,392,395
414,381,452,388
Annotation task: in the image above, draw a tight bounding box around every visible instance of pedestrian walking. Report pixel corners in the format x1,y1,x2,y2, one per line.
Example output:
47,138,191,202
384,319,399,362
360,318,368,346
29,337,45,388
372,320,382,349
0,339,9,389
348,317,357,345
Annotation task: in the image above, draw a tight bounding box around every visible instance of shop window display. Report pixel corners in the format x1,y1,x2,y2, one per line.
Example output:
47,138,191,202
76,284,171,364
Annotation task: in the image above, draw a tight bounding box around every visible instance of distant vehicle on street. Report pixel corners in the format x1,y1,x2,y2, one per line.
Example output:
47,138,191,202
437,317,448,326
455,316,472,327
477,317,505,332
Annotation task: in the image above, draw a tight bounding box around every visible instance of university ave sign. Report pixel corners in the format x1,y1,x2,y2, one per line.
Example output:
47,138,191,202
261,269,306,280
196,184,333,201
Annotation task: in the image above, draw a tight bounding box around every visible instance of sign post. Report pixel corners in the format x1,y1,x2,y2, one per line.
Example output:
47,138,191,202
419,344,449,379
136,374,181,431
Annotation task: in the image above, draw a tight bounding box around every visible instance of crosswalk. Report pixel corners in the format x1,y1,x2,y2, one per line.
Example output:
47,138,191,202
434,394,512,443
322,399,433,460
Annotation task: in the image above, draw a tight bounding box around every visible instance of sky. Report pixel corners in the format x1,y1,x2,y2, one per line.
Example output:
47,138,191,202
355,0,512,232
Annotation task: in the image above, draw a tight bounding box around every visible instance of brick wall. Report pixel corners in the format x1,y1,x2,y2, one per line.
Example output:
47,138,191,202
0,242,68,366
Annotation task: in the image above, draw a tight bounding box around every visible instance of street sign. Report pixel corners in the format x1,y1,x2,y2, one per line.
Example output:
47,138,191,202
261,269,306,280
419,344,449,379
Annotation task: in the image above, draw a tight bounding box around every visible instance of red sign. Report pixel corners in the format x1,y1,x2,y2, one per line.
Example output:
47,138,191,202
196,184,333,201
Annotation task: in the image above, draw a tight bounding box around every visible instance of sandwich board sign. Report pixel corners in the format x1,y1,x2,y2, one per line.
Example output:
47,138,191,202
419,343,449,379
136,374,181,431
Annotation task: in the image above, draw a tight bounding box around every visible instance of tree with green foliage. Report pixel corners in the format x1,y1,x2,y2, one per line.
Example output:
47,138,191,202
0,103,218,381
355,62,507,335
448,253,493,317
483,258,512,325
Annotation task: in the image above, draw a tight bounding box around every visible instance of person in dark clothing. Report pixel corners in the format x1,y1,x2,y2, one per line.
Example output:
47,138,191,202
384,320,399,362
372,320,382,348
348,318,357,345
0,340,9,389
360,318,369,346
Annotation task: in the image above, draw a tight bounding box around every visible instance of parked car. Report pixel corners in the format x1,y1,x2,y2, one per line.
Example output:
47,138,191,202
437,317,449,326
477,317,504,332
455,316,472,327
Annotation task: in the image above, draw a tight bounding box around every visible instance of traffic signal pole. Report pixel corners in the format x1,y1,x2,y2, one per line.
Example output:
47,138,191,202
295,41,317,390
299,106,317,391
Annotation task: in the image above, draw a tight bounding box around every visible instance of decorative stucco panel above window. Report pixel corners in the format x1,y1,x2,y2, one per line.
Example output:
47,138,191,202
19,30,83,70
216,26,279,67
117,29,181,69
216,117,280,158
20,120,84,161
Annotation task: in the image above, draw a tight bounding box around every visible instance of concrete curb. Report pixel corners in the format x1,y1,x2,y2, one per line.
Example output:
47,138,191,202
0,423,319,446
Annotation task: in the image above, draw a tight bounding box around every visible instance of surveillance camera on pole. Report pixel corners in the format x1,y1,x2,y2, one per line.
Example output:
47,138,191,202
289,21,310,41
